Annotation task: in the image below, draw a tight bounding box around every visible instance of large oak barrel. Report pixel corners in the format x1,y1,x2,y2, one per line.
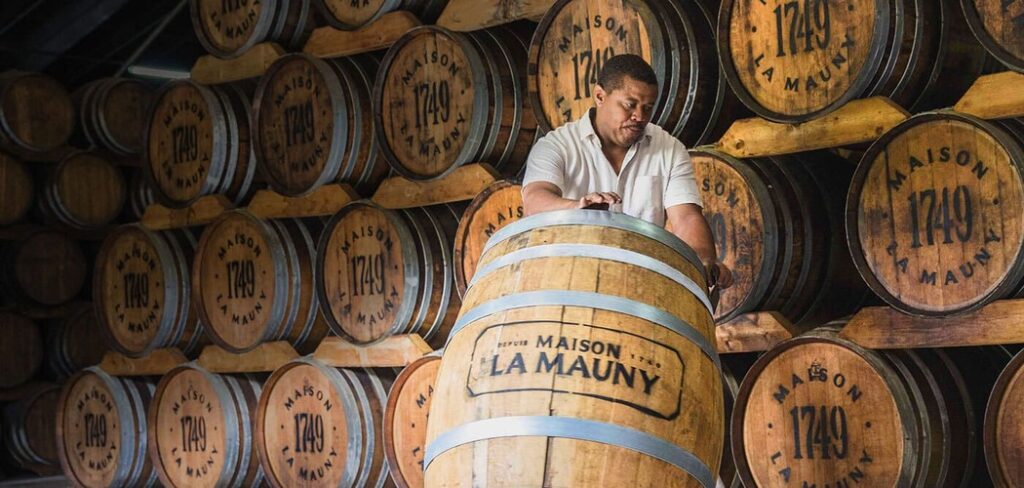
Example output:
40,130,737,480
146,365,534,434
189,0,314,59
718,0,989,122
846,113,1024,316
0,151,32,226
253,53,387,196
425,210,722,487
452,180,523,299
145,80,258,208
94,225,205,358
148,364,264,487
962,0,1024,72
384,352,440,488
255,359,392,487
732,329,975,488
0,229,87,307
316,201,461,347
375,25,539,180
192,211,328,353
73,78,153,158
0,71,74,155
692,149,867,326
0,313,43,389
40,151,126,230
314,0,447,30
44,305,109,380
528,0,739,145
983,347,1024,486
56,368,157,488
2,384,61,474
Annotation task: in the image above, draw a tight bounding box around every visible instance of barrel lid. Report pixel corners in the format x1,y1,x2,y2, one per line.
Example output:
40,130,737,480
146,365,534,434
733,333,916,488
383,354,440,488
0,151,32,225
317,0,398,29
0,71,74,152
189,0,274,57
452,180,523,299
51,152,126,228
56,368,134,488
12,230,86,306
961,0,1024,72
97,78,153,155
846,111,1024,316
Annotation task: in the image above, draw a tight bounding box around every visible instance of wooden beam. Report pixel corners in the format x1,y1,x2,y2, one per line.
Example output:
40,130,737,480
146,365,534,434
97,348,187,376
191,42,284,85
303,11,420,58
314,335,432,367
197,342,299,373
372,163,499,209
713,97,910,158
839,299,1024,349
715,311,796,353
140,194,232,230
954,71,1024,120
435,0,555,31
246,184,359,219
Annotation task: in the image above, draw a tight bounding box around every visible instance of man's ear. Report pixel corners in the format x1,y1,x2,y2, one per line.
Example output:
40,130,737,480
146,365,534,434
593,83,606,106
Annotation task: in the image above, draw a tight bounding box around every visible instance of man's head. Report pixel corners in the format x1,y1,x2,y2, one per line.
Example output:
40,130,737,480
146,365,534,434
592,54,659,149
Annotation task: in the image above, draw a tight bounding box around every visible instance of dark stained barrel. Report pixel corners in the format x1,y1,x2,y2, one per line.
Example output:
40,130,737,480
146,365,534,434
145,80,258,208
0,71,74,155
192,211,329,353
846,112,1024,316
148,364,264,487
452,180,523,299
314,0,447,30
0,151,32,226
983,347,1024,486
375,25,539,180
253,53,387,196
73,78,154,158
0,229,87,307
719,0,990,122
962,0,1024,72
126,168,157,220
2,384,61,475
40,151,126,230
0,313,43,389
44,305,109,380
189,0,314,59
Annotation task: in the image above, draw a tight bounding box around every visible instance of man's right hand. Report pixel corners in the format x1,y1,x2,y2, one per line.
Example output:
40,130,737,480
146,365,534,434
578,192,622,209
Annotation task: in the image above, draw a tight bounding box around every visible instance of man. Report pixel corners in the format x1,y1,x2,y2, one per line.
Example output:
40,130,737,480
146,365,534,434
522,54,733,289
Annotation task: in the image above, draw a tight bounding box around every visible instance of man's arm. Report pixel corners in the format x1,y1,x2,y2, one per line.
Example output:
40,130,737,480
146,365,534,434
666,203,733,288
523,182,622,216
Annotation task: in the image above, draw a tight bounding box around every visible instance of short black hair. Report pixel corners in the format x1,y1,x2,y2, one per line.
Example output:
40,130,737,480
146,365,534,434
597,54,658,92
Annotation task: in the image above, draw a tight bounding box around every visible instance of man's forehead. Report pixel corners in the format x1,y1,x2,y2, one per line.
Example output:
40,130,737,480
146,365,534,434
615,78,658,100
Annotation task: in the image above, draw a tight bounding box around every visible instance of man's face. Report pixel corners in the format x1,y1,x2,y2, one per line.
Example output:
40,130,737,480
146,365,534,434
593,76,658,149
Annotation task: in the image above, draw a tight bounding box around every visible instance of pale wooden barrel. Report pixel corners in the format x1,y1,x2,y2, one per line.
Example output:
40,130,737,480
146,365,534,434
3,384,62,474
45,304,109,380
847,112,1024,316
0,229,87,306
145,80,258,208
148,364,264,487
0,71,74,155
0,151,32,226
94,224,205,357
73,78,153,157
56,367,158,488
254,359,392,487
314,0,447,30
452,180,523,299
0,313,43,389
983,347,1024,486
962,0,1024,72
189,0,314,59
384,352,441,488
192,211,329,353
425,210,722,487
41,151,126,230
253,53,387,196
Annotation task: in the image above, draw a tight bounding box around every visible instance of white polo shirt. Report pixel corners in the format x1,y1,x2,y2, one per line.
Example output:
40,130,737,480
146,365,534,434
522,110,703,227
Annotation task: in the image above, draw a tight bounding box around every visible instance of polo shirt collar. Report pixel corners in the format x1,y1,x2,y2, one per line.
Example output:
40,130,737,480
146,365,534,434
580,108,653,147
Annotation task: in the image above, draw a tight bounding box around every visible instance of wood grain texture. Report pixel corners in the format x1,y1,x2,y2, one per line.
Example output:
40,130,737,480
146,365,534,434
191,43,285,83
371,162,498,209
984,347,1024,486
452,180,523,298
304,11,421,57
0,71,74,154
383,354,440,488
197,341,299,373
73,78,153,157
839,300,1024,348
2,229,87,307
316,0,446,30
954,71,1024,120
0,151,32,226
436,0,555,31
714,311,796,354
190,0,312,59
141,195,233,230
96,349,188,376
713,97,910,157
962,0,1024,72
45,304,110,379
42,151,126,230
313,334,431,367
246,183,359,219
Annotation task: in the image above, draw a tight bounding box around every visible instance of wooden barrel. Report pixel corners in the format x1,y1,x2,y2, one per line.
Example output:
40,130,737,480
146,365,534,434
3,384,61,474
692,149,867,327
384,353,440,488
0,71,74,155
425,210,721,487
126,169,156,221
527,0,736,145
374,25,539,180
253,53,387,196
40,151,126,230
255,359,392,487
148,364,264,487
189,0,314,59
984,347,1024,486
0,151,32,226
452,180,523,299
73,78,153,158
847,112,1024,316
718,0,989,122
56,368,157,488
45,305,109,380
315,0,447,30
0,229,87,307
0,313,43,389
192,211,329,353
962,0,1024,72
144,80,258,208
94,224,205,358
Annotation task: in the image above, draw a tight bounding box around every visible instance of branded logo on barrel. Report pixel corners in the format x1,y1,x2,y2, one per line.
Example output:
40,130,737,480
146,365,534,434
165,381,219,480
265,60,332,178
113,238,161,335
275,377,339,483
157,91,210,191
73,385,118,473
335,220,399,328
468,321,684,419
212,230,269,327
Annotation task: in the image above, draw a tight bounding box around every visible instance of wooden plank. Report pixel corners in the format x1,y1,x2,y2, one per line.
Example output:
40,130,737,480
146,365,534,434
197,341,299,373
839,299,1024,349
303,11,420,58
314,335,432,367
191,42,285,85
954,71,1024,120
715,311,796,353
246,184,359,219
713,97,910,158
372,163,499,209
97,348,187,376
436,0,555,31
140,194,232,230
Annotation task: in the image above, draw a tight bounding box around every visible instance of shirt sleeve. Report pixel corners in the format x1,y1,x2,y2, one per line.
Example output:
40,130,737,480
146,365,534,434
521,133,566,193
664,143,703,208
